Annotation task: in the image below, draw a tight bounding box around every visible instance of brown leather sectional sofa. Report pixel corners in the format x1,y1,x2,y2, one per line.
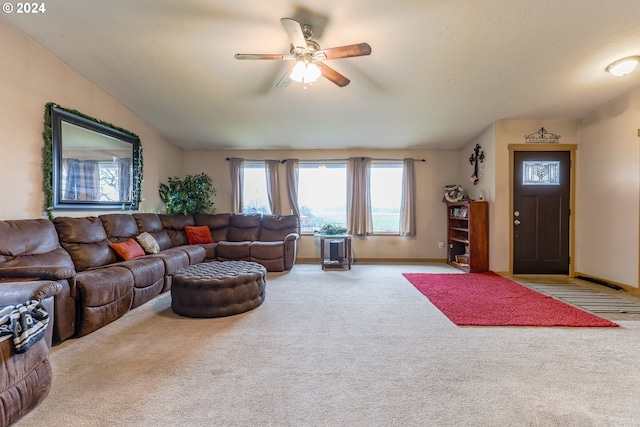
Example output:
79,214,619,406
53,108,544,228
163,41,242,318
0,213,299,344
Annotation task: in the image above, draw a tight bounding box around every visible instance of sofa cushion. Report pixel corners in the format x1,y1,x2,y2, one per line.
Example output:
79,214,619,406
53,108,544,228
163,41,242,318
215,242,251,261
54,217,116,272
0,219,60,257
175,245,206,265
194,213,231,242
116,256,165,308
160,214,195,247
99,214,139,242
146,248,190,293
133,213,173,251
0,220,75,271
227,213,261,241
136,232,160,254
74,266,134,337
259,215,299,242
184,226,213,245
109,239,145,261
250,241,285,272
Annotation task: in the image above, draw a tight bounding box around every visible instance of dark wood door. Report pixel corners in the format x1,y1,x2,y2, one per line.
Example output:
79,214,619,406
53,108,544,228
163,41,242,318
513,151,570,274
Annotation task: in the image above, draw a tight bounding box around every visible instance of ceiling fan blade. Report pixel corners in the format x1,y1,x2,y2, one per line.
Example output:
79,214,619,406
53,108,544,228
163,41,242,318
318,62,350,87
276,65,294,88
281,18,307,50
316,43,372,60
235,53,295,60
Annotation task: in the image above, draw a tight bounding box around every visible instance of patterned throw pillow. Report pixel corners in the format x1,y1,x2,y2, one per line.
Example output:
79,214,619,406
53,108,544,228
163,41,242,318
110,238,145,260
136,232,160,254
184,225,214,245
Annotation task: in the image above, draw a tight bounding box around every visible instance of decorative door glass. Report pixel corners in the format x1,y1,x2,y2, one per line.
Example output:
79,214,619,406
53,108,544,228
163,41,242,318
522,160,560,186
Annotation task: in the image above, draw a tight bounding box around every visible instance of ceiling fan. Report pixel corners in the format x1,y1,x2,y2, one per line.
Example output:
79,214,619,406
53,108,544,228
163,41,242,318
234,18,372,88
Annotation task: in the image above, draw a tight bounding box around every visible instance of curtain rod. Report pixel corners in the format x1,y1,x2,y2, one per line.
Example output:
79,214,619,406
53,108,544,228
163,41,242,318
225,157,282,162
226,157,426,163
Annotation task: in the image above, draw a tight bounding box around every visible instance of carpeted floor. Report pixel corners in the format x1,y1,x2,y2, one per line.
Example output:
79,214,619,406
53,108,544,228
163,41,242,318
15,263,640,426
402,271,618,327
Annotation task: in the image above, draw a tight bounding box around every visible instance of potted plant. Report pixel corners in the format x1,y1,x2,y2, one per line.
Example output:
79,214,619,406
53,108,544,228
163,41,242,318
315,224,348,235
159,172,216,214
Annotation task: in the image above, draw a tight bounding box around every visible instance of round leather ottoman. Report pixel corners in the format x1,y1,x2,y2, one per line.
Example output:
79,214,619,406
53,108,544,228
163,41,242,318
171,261,266,318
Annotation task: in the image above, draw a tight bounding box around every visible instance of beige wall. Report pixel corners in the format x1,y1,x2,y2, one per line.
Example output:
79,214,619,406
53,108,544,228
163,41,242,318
578,88,640,288
459,124,498,268
183,149,461,261
0,20,183,220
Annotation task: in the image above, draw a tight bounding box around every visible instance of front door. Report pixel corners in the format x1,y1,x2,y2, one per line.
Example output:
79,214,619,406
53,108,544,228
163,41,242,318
513,151,570,274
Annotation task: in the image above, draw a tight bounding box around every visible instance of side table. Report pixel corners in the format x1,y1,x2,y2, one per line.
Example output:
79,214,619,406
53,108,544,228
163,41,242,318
317,234,352,270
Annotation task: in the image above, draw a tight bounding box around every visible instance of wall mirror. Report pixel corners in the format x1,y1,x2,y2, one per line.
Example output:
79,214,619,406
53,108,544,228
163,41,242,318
46,104,142,212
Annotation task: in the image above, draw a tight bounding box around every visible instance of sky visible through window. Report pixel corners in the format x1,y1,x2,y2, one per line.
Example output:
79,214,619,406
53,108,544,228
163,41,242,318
299,163,347,232
370,163,402,233
243,162,403,233
243,164,271,214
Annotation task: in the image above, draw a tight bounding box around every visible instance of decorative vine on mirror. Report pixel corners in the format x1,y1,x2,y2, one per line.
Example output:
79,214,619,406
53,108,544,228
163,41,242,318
43,103,143,219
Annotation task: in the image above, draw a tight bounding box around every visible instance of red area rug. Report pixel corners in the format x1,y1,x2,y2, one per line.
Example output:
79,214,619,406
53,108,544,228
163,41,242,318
402,272,618,327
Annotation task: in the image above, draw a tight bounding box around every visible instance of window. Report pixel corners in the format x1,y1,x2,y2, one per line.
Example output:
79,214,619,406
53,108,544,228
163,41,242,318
298,162,347,233
242,162,271,214
61,160,129,202
98,162,121,202
240,159,406,234
370,162,403,233
522,160,560,186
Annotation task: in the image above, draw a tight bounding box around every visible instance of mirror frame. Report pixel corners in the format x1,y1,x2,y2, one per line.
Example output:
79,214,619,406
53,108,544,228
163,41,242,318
43,103,143,216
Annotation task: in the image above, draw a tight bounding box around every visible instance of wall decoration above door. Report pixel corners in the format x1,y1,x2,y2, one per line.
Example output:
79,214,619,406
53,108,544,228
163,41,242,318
524,127,561,144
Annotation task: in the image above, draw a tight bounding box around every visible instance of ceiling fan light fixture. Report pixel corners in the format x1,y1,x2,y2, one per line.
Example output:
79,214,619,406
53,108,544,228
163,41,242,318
305,63,321,82
606,56,640,77
290,61,321,84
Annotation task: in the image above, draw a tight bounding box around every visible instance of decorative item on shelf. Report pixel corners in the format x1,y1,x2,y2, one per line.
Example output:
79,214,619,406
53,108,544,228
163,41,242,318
455,254,469,265
314,224,348,235
468,144,484,185
443,184,465,203
159,173,216,214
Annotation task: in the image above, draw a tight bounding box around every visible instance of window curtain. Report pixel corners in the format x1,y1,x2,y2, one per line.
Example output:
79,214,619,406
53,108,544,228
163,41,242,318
347,157,372,236
63,158,80,200
285,159,300,218
229,157,244,214
400,158,416,236
82,160,99,201
265,160,281,215
63,159,99,201
117,158,132,202
285,159,300,233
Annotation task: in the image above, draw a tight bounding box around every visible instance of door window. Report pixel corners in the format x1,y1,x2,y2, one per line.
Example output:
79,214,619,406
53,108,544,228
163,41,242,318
522,160,560,186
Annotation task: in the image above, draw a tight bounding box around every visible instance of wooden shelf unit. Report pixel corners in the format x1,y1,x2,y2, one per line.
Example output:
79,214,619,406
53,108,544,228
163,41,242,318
445,200,489,273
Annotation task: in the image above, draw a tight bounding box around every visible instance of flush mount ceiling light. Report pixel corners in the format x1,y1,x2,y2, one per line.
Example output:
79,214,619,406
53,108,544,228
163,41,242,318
606,56,640,77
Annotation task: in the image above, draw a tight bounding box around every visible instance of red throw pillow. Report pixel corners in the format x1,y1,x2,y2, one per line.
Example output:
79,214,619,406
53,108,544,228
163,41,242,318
110,238,145,260
185,225,214,244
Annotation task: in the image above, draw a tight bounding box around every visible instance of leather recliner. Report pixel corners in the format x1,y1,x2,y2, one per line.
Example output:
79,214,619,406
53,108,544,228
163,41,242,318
0,280,61,427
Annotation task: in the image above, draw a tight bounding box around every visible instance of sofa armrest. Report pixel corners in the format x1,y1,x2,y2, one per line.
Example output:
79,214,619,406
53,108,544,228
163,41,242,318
0,266,76,281
0,280,63,305
283,233,300,243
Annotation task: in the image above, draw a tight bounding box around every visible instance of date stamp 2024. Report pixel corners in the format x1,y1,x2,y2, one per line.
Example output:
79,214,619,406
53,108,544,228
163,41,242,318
2,2,46,14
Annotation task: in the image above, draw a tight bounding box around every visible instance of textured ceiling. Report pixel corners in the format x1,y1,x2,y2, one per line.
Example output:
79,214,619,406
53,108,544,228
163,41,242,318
3,1,640,150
